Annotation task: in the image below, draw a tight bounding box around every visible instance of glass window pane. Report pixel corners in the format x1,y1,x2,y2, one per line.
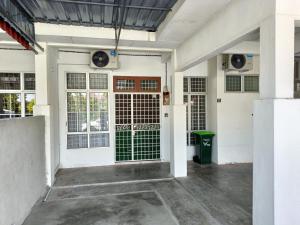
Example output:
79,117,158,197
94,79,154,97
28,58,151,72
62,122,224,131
0,93,21,119
25,94,36,117
190,77,206,93
90,133,109,148
116,79,135,91
67,92,87,132
140,80,158,91
0,73,20,90
67,134,88,149
191,95,206,131
67,73,86,89
24,73,35,90
183,77,189,93
89,73,108,89
244,76,259,92
226,75,241,92
90,92,109,131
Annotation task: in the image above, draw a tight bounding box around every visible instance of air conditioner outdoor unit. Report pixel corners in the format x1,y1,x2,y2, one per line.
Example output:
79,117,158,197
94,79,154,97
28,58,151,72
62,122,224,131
90,50,119,69
222,54,253,72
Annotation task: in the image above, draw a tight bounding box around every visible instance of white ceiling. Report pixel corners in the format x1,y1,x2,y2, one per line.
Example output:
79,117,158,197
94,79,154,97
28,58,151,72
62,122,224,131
157,0,233,46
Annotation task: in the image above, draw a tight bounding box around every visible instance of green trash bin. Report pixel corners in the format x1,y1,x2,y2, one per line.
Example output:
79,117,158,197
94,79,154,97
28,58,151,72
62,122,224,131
192,131,215,164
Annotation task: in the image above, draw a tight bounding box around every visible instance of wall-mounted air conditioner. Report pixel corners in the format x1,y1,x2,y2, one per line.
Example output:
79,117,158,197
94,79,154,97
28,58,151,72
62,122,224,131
90,50,119,69
222,54,253,72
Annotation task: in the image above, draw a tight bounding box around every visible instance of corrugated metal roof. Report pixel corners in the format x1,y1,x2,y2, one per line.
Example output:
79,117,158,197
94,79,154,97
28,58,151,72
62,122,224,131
21,0,177,31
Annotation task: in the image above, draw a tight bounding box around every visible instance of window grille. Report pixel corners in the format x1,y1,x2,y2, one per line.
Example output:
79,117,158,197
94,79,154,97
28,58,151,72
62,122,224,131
225,75,242,92
24,73,35,90
244,76,259,92
225,74,259,93
66,73,109,149
0,73,35,119
89,73,108,90
113,76,161,92
67,73,86,89
183,77,207,146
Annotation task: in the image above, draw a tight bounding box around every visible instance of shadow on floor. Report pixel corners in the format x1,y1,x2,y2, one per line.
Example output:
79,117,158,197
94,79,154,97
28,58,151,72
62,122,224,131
23,162,253,225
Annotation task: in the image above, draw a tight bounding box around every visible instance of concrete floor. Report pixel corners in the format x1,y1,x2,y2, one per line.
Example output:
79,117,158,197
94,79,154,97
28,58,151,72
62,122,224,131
23,162,252,225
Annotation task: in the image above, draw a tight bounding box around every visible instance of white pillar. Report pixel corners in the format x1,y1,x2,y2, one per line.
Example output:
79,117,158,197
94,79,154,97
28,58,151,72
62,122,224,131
33,43,54,186
254,14,300,225
170,71,187,177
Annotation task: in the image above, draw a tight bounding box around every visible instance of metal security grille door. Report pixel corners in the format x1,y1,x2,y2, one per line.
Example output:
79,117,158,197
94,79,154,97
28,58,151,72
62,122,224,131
115,93,161,161
114,76,161,162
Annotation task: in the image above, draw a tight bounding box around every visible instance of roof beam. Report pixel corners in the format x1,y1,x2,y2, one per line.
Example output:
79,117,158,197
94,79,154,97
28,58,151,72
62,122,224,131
43,0,171,11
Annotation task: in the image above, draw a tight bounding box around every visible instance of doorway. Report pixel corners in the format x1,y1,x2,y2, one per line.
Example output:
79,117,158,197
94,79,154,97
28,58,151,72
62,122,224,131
114,76,161,162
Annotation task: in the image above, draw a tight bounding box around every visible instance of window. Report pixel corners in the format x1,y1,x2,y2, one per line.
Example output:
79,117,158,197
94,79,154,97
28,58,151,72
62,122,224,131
244,76,259,92
113,76,161,92
225,74,259,92
0,73,35,119
225,75,241,92
184,77,207,146
66,73,109,149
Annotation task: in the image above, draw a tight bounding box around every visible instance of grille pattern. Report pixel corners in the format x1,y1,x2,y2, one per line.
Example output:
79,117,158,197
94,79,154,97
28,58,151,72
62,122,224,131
244,76,259,92
90,92,109,131
0,73,20,90
226,75,241,92
115,94,132,125
116,129,132,161
89,73,108,90
0,93,21,119
184,77,207,146
116,79,135,91
67,134,88,149
90,133,109,148
115,93,160,161
191,95,206,130
190,77,206,92
134,130,160,160
66,73,109,149
24,73,35,90
67,73,86,89
140,80,158,91
133,94,160,124
183,77,189,93
67,93,87,132
25,93,35,116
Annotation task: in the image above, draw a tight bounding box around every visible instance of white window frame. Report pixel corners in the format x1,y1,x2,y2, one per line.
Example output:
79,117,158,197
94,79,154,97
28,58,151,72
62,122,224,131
225,74,259,93
0,72,36,119
65,72,110,150
183,76,207,146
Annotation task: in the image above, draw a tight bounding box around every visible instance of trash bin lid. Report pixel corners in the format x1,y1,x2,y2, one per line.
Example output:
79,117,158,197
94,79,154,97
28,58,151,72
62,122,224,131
192,131,215,137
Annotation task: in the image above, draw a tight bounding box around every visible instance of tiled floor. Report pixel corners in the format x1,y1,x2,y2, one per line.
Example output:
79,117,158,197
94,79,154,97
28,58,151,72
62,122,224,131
23,162,252,225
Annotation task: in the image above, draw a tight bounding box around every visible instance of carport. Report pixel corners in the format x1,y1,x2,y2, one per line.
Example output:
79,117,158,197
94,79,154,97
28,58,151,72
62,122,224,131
1,1,300,225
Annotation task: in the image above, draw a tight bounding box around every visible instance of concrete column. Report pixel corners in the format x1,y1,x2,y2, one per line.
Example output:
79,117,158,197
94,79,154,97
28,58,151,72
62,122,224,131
33,43,54,186
254,15,300,225
170,71,187,177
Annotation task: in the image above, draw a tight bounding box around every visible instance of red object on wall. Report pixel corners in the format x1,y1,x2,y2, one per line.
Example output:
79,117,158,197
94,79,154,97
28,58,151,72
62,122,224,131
0,19,31,50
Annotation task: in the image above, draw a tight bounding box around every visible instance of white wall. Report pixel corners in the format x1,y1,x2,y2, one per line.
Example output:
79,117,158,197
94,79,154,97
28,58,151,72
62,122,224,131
57,50,169,168
0,49,35,72
0,116,46,225
47,47,60,180
207,55,260,164
207,56,219,163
